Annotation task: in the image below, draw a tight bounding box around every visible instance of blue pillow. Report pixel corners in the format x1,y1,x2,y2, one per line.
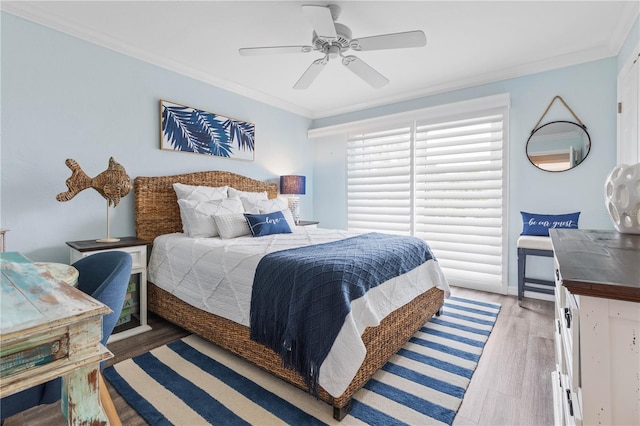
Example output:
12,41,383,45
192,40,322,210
244,211,292,237
520,211,580,236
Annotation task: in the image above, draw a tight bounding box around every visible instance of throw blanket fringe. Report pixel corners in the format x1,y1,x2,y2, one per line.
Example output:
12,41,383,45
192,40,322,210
249,232,436,395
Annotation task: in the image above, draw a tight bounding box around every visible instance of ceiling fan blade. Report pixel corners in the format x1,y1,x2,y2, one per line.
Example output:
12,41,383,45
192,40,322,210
293,57,327,89
350,30,427,51
301,4,337,40
239,45,315,56
342,55,389,88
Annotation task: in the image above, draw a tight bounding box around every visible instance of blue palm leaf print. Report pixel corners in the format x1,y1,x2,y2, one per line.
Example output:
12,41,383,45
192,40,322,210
194,110,232,157
223,119,255,151
162,105,233,157
162,106,210,154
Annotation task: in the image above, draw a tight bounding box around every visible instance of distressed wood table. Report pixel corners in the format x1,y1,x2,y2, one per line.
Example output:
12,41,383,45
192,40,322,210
0,252,113,425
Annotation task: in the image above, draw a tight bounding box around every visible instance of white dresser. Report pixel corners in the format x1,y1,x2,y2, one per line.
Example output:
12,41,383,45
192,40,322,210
550,229,640,426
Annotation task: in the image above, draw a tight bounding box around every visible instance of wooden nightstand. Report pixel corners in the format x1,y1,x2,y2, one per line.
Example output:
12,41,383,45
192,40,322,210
297,220,319,228
66,237,152,343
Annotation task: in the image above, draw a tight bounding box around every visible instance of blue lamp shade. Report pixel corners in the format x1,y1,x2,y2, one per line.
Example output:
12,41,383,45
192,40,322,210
280,175,306,195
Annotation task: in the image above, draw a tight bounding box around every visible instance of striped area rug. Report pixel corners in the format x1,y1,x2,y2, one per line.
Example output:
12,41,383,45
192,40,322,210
104,296,500,425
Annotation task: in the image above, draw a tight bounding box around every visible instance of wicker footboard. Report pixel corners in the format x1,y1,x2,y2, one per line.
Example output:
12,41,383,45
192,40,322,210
148,282,444,419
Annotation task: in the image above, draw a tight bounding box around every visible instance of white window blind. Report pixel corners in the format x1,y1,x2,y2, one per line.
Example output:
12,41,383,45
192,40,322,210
414,113,505,289
347,126,412,234
346,108,507,291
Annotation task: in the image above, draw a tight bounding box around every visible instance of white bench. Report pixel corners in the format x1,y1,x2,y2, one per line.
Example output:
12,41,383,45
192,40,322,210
517,235,554,303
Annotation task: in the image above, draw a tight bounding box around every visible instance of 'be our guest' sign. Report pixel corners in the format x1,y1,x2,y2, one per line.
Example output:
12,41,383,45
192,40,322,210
528,218,576,228
521,212,580,236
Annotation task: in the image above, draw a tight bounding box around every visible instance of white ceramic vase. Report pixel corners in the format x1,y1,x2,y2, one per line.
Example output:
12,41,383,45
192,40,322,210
604,162,640,234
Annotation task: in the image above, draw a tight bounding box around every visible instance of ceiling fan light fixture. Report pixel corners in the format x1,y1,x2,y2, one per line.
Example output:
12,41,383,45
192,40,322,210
327,45,341,59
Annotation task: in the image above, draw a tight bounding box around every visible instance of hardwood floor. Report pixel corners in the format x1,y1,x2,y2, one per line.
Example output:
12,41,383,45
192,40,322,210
452,288,555,426
5,288,555,426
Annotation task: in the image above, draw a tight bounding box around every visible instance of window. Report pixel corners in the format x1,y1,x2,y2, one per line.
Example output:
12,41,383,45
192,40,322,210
414,113,506,290
346,99,508,293
347,125,412,234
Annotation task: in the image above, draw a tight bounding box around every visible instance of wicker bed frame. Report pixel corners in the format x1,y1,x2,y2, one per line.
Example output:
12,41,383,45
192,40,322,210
134,170,444,420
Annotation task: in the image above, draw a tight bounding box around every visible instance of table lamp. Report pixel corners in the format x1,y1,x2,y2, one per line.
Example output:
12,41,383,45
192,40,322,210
280,175,306,224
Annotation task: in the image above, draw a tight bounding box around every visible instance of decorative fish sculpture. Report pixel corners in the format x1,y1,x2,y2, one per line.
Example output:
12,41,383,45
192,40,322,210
56,157,132,207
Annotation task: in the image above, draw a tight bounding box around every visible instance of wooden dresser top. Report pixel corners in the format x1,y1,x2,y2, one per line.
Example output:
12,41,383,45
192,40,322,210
550,229,640,302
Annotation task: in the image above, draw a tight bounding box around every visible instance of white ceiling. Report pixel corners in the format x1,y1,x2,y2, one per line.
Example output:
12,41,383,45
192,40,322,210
3,1,638,119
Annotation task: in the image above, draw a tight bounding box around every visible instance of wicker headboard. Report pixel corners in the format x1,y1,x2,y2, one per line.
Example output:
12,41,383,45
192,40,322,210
134,171,278,242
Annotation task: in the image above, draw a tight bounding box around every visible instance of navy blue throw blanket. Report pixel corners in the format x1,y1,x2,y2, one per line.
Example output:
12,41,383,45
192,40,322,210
249,232,436,395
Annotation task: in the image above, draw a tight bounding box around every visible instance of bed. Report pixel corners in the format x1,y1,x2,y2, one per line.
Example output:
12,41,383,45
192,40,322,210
134,170,448,420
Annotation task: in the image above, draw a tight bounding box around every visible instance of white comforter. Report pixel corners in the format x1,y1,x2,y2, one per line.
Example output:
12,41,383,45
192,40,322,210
148,227,450,397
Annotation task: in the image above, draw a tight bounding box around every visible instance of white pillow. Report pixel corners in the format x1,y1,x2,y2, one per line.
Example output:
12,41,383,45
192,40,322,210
173,183,228,201
214,213,251,239
228,187,268,202
241,197,287,214
278,208,297,230
177,197,244,238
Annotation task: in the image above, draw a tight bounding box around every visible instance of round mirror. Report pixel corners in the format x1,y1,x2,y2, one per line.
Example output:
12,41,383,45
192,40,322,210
526,121,591,172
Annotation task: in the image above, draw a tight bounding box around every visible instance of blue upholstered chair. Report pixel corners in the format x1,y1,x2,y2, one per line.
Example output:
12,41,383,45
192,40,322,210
0,251,132,421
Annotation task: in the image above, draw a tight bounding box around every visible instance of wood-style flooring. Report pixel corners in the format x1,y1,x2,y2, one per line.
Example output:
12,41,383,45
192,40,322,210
5,288,555,426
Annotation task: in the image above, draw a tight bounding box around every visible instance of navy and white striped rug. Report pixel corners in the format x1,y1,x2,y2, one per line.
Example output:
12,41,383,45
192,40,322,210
104,296,500,425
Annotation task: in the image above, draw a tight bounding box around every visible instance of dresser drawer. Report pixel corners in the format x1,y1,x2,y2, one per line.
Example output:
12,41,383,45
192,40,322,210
1,329,69,378
554,318,566,374
552,371,565,426
560,373,582,426
559,288,580,394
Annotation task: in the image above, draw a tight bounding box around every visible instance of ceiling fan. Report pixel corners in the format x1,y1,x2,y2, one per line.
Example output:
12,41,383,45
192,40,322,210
238,4,427,89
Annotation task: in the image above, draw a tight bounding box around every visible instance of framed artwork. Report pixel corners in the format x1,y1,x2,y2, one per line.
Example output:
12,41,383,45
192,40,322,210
160,100,255,161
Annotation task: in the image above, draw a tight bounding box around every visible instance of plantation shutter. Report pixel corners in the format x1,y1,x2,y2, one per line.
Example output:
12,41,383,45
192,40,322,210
347,125,412,234
345,105,507,292
414,112,505,289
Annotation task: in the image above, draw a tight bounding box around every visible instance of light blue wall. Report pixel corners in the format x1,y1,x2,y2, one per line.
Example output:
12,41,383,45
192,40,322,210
311,58,618,293
0,13,312,263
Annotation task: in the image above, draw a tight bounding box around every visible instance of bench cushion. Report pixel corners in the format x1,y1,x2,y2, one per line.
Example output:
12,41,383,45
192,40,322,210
517,235,553,251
